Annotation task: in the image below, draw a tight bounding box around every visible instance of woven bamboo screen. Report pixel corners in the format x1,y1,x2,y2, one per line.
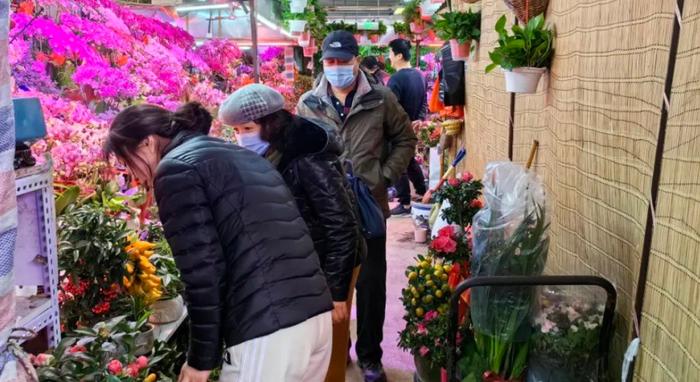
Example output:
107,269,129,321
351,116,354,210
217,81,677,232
635,2,700,381
459,0,511,177
454,0,688,378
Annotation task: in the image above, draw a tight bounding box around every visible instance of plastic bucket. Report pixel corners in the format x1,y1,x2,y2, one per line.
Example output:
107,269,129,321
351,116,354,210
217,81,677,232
504,67,546,93
412,201,434,224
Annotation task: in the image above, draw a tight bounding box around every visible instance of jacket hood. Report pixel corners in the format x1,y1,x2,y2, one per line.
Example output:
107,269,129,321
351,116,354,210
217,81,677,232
281,116,343,160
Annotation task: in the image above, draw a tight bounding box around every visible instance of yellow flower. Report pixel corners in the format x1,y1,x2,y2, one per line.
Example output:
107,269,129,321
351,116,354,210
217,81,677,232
144,373,157,382
126,263,135,274
122,276,132,288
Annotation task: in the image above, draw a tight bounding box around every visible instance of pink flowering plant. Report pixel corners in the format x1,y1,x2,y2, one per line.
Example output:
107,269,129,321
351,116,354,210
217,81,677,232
432,172,483,229
527,289,605,382
34,315,180,381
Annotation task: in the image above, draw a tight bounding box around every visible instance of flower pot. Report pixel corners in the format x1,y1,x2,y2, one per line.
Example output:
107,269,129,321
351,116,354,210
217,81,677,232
449,39,471,61
303,46,317,57
134,324,155,356
503,67,546,93
149,295,184,324
410,22,424,34
414,227,429,243
413,354,441,382
288,19,307,34
298,32,311,47
370,34,379,43
290,0,307,13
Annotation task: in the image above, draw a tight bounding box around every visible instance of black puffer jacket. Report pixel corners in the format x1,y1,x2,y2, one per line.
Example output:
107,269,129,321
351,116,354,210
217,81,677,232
274,117,364,302
154,131,332,371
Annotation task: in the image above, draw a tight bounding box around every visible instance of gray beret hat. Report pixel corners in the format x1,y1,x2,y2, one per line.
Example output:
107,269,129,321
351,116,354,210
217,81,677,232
218,84,285,125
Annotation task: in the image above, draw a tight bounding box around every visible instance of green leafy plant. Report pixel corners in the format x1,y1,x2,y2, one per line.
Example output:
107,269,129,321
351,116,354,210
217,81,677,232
485,14,554,73
402,0,422,26
368,21,387,37
325,20,357,35
57,203,131,331
305,0,327,43
393,21,408,35
432,173,484,228
433,10,481,44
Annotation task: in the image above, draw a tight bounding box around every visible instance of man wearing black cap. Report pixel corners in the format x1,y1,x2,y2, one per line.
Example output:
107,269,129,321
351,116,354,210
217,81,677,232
297,30,417,382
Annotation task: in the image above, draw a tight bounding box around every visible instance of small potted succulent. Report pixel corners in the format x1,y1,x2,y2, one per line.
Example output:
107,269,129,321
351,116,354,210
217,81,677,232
485,14,555,93
434,9,481,61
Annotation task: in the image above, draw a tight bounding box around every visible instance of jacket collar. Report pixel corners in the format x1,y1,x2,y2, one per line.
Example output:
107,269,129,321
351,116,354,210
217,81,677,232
162,131,203,157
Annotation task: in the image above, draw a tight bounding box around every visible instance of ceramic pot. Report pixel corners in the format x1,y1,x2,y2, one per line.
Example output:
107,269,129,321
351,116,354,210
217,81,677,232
449,39,471,61
134,324,155,356
503,67,546,93
149,295,184,324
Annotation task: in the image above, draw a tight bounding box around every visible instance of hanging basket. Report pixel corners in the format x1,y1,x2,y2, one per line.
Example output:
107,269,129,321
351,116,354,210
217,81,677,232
503,0,550,23
442,120,463,136
288,19,307,34
503,67,546,93
450,40,471,61
290,0,307,13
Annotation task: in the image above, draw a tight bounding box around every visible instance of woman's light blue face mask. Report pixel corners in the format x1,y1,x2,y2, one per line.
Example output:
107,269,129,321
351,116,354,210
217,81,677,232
236,131,270,155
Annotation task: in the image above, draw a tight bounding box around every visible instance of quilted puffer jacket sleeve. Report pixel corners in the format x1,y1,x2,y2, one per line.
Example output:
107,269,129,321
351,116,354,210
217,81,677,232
154,158,226,371
296,156,358,302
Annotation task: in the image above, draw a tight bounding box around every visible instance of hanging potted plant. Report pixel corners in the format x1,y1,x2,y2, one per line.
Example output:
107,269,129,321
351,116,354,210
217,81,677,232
403,0,424,34
287,15,307,34
289,0,308,13
434,9,481,61
368,21,387,44
393,21,408,38
485,14,554,93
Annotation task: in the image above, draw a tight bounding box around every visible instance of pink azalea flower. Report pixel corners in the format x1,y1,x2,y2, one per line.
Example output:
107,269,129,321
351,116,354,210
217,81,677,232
416,323,427,335
424,310,439,322
419,346,430,357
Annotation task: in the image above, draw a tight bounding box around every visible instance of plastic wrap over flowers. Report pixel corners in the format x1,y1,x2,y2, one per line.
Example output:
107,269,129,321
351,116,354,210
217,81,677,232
469,161,550,380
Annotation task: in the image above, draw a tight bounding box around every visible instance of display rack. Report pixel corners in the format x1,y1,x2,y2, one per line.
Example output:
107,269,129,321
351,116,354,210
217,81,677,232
13,161,60,348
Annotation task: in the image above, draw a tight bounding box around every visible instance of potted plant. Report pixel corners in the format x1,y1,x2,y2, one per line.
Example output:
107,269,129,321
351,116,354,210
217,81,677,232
33,315,176,381
434,9,481,61
289,0,307,13
287,15,307,34
393,21,409,38
403,0,424,34
149,240,186,324
485,14,554,93
368,21,387,44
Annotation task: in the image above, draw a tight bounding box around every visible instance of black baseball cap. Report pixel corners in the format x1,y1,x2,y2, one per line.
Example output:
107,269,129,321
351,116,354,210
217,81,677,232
322,30,359,61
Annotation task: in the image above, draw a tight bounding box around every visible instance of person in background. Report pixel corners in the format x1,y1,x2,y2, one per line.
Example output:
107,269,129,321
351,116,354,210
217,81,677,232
104,102,333,382
297,30,417,382
360,56,389,85
387,38,428,215
219,84,365,382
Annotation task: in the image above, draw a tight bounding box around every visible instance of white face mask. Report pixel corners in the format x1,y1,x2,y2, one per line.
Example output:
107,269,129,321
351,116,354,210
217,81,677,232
236,131,270,155
324,65,357,88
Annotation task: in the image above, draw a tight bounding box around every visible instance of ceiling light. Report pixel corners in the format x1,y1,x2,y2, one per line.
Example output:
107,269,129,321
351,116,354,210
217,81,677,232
175,4,230,12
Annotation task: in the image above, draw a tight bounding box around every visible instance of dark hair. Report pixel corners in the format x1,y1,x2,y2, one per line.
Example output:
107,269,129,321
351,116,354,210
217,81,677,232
361,56,379,71
255,109,293,152
104,102,212,161
389,39,411,62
